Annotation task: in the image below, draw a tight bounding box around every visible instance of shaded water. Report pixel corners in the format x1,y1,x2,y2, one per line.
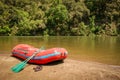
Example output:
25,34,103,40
0,36,120,65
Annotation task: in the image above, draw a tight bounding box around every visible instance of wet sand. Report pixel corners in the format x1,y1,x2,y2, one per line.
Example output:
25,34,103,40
0,54,120,80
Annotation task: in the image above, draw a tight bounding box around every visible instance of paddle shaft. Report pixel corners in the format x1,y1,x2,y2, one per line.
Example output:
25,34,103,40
25,49,42,62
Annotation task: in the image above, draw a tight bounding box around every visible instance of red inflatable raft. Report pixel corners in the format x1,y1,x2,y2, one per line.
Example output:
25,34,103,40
12,44,68,64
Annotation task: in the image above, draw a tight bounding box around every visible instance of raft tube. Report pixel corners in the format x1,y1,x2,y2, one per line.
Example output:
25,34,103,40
12,44,68,64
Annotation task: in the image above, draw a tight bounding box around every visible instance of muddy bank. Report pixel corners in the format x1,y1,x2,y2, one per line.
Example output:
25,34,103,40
0,54,120,80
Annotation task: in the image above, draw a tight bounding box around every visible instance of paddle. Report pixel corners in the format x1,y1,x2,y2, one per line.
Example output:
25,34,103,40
11,47,45,73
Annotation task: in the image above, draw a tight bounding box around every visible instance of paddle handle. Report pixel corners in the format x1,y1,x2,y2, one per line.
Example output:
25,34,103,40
25,49,43,62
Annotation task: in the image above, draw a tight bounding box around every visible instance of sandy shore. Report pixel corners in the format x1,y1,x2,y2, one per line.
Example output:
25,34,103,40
0,54,120,80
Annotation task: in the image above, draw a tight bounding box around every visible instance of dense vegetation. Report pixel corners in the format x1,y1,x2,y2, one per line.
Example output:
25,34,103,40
0,0,120,36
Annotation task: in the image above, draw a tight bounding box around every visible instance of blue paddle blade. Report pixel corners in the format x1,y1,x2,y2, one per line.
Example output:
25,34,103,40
11,61,27,73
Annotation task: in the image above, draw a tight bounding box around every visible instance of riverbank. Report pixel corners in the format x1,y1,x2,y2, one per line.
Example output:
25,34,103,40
0,54,120,80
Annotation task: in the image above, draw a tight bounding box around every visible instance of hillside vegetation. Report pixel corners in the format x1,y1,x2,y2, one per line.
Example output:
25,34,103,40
0,0,120,36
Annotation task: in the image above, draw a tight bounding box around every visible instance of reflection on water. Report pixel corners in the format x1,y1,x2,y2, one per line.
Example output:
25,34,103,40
0,36,120,65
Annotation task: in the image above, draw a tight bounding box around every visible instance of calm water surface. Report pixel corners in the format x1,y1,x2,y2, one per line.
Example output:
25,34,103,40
0,36,120,65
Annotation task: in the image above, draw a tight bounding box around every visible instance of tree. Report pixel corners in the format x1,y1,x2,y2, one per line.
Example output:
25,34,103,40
46,0,69,35
85,0,120,36
63,0,90,26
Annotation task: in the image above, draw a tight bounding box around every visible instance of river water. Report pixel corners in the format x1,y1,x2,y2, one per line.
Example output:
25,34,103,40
0,36,120,65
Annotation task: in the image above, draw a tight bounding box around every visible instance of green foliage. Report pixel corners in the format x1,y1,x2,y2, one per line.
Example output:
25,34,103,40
71,22,89,36
0,25,11,35
85,0,120,34
46,0,69,35
46,5,68,26
89,16,96,33
63,0,90,27
0,0,120,36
